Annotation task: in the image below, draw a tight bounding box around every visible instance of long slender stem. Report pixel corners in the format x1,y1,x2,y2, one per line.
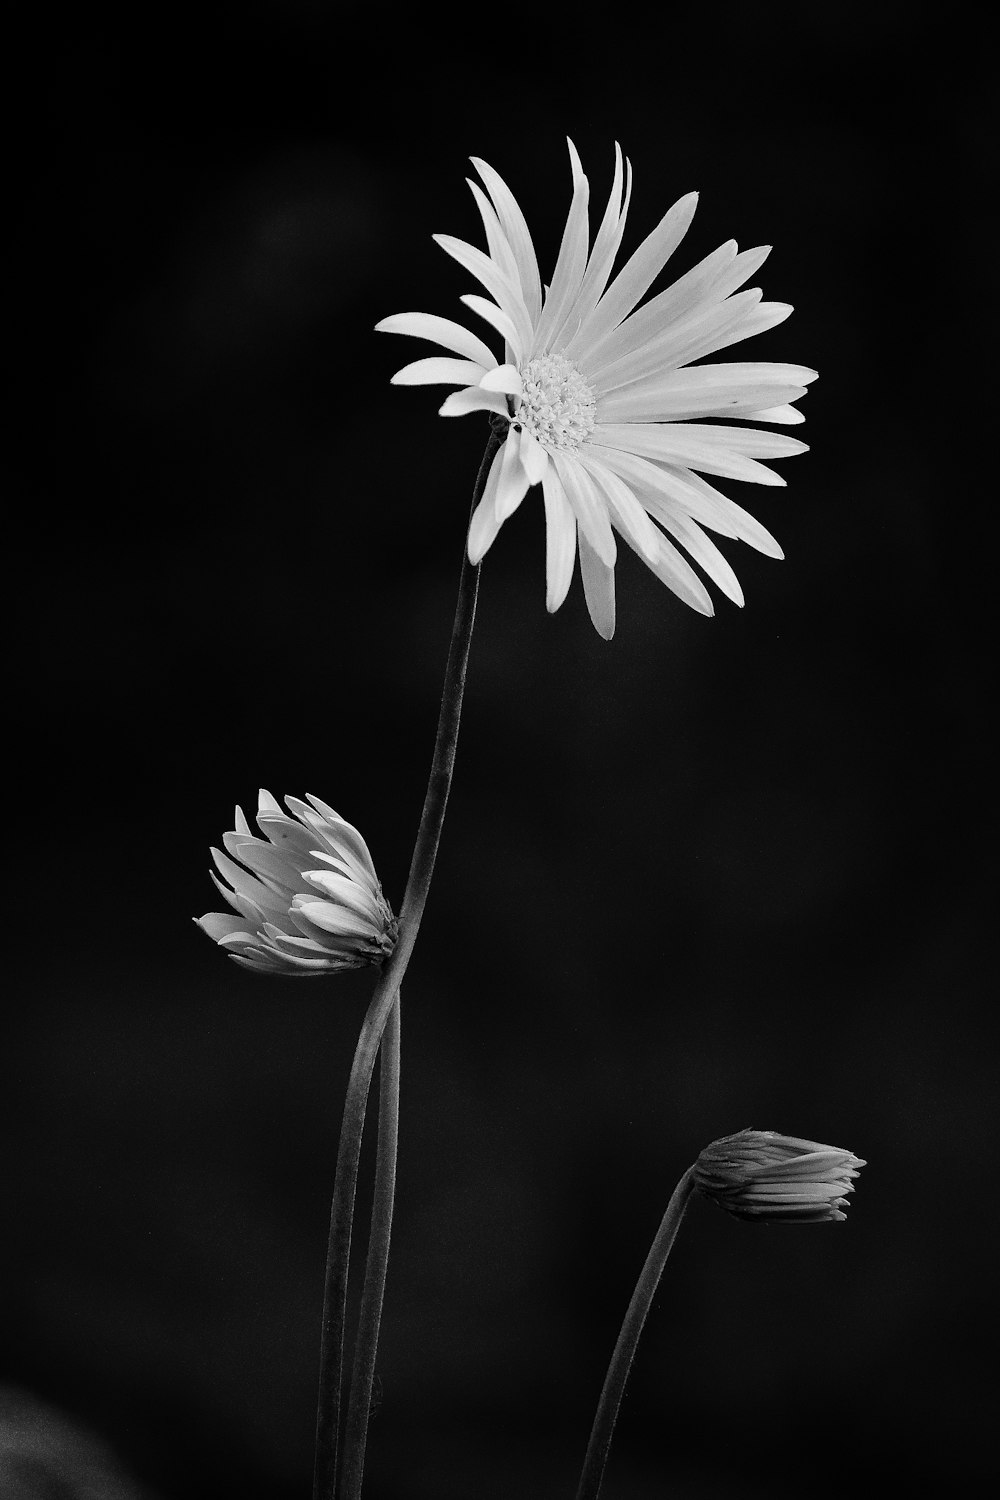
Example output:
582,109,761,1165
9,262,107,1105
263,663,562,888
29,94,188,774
312,427,501,1500
339,990,401,1500
575,1166,696,1500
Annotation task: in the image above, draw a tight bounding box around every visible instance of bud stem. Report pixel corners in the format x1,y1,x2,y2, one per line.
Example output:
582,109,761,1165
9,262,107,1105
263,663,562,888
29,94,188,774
313,428,502,1500
339,989,401,1500
575,1166,696,1500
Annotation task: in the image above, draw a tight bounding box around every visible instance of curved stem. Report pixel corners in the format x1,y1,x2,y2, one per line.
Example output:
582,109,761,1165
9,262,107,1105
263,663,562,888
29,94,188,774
575,1166,696,1500
339,990,401,1500
395,426,501,938
312,427,501,1500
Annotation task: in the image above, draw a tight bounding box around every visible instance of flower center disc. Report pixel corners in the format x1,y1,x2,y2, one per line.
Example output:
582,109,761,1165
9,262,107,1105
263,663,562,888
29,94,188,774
517,354,596,451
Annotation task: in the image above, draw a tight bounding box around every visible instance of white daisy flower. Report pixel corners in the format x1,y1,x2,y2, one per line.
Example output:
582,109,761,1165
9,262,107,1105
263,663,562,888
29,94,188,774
195,791,397,976
694,1130,866,1223
377,140,817,638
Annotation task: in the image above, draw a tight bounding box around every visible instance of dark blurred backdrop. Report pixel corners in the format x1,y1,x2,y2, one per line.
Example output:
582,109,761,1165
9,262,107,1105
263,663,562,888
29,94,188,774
5,6,992,1497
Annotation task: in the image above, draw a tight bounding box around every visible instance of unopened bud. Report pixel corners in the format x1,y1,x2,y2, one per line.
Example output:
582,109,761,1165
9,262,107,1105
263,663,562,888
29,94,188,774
694,1130,865,1223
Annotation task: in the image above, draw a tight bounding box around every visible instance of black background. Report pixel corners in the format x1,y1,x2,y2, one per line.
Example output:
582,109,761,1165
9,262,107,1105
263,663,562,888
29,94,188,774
5,6,992,1497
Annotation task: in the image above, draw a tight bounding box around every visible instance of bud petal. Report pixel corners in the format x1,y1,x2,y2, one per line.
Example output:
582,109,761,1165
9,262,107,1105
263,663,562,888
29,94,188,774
694,1129,865,1223
195,791,398,977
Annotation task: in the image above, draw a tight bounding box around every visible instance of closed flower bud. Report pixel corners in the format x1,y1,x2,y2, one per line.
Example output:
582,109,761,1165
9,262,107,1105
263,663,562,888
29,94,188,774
694,1129,865,1223
195,790,398,976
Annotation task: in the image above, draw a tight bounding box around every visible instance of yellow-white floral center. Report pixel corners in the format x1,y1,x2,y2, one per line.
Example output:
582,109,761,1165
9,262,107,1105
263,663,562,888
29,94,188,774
516,353,596,451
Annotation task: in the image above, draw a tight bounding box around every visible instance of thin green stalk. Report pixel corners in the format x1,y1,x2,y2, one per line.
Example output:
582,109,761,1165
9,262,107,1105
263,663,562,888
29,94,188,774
575,1166,696,1500
339,991,401,1500
312,427,501,1500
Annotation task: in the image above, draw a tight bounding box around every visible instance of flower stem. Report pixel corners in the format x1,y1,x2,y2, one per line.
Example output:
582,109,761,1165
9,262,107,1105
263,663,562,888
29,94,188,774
339,990,400,1500
312,427,501,1500
574,1166,696,1500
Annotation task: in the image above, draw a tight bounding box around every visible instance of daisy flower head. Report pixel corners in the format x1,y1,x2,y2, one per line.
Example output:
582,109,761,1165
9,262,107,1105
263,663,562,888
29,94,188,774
694,1130,866,1223
195,791,398,976
377,141,816,638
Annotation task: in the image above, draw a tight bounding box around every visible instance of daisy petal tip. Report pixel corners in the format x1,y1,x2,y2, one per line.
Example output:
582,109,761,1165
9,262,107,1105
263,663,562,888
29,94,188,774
436,390,479,417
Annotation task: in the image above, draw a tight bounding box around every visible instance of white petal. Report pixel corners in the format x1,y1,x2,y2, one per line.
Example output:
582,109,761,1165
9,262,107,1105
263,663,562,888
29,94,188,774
301,868,384,923
465,178,521,286
293,898,373,940
577,532,616,640
598,384,808,424
531,139,591,357
596,362,817,423
480,363,523,394
265,929,341,958
592,288,764,392
460,293,523,363
651,508,745,606
375,311,495,367
671,469,785,557
570,192,698,364
283,910,365,955
552,452,616,566
518,425,549,485
631,529,715,616
211,848,289,912
588,245,778,381
741,403,806,425
217,930,268,953
391,356,487,387
495,427,533,522
226,835,306,893
291,796,379,885
541,464,577,612
575,450,660,563
593,422,805,486
591,445,785,560
438,386,510,418
593,240,739,372
470,155,543,323
702,299,794,358
196,912,254,943
553,143,629,350
712,244,772,298
221,884,280,931
668,424,808,460
467,444,506,563
229,950,322,974
433,234,535,360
